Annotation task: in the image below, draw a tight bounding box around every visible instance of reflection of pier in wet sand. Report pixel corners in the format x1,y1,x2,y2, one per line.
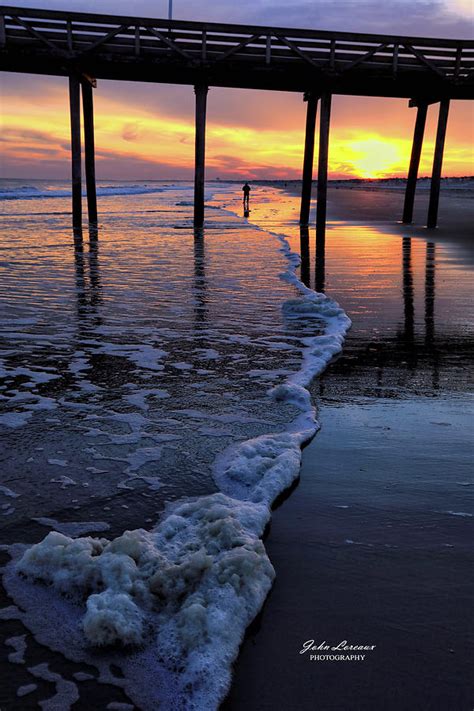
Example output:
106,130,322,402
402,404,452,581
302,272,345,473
299,220,458,390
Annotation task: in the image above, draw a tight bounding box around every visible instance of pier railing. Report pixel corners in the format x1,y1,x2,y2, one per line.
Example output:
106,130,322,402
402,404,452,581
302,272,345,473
1,6,473,96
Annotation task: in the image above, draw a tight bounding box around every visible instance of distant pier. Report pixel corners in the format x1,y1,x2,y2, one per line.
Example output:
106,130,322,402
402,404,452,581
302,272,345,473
1,5,473,232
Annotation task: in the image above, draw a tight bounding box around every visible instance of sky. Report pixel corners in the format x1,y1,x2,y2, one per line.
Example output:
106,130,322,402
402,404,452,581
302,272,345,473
1,0,473,180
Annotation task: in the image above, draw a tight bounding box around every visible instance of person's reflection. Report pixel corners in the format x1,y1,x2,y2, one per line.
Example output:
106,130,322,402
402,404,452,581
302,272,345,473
315,229,325,293
299,226,310,288
193,228,207,328
402,237,415,351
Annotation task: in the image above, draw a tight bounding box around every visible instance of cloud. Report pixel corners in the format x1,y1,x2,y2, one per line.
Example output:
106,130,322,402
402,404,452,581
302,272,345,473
122,122,140,141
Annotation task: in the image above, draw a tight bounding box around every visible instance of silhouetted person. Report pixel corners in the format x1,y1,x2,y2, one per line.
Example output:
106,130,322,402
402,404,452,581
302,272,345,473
242,182,251,211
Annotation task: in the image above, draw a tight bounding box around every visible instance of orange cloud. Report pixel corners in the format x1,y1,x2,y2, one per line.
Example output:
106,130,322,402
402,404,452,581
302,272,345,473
1,76,472,179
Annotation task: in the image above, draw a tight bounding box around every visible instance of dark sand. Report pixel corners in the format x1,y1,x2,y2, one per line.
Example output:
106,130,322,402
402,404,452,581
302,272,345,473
224,186,474,711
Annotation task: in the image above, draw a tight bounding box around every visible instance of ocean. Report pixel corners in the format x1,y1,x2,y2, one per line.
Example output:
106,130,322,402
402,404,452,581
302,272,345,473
0,179,350,709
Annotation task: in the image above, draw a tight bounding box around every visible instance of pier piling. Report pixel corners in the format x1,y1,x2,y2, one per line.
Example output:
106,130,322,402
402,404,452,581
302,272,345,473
194,84,208,227
299,226,310,287
427,98,450,228
316,93,332,242
299,93,318,226
402,102,428,224
81,79,98,225
68,75,82,230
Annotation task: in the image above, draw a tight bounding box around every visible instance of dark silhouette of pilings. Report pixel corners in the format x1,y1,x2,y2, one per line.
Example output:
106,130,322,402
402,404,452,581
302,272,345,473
402,102,427,224
68,75,98,231
316,93,332,243
82,80,98,225
69,75,82,230
299,226,310,287
194,84,208,227
427,98,450,228
299,93,318,226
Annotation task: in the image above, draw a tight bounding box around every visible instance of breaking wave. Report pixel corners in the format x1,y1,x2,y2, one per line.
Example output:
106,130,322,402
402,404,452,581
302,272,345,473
0,183,183,201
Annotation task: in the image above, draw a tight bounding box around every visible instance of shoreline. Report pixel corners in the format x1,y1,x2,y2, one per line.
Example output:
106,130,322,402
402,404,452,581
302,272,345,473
224,186,474,710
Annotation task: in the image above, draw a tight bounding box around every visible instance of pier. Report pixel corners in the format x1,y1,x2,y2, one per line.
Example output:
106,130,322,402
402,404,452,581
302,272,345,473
1,5,473,232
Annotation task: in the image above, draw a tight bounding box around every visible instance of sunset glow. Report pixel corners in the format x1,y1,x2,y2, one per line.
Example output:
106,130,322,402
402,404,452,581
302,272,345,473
1,77,472,181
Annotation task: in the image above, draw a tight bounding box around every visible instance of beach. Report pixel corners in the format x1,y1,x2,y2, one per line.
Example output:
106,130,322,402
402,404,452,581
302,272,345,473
225,183,474,710
0,179,473,709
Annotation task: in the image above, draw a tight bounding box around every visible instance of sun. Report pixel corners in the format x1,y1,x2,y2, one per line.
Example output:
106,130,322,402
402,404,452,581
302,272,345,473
343,136,407,179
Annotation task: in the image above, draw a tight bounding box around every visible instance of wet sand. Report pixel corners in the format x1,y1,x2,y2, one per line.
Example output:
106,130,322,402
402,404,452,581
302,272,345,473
224,186,474,710
285,181,474,259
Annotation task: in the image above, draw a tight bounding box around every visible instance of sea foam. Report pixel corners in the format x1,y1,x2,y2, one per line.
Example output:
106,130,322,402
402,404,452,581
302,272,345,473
5,199,351,709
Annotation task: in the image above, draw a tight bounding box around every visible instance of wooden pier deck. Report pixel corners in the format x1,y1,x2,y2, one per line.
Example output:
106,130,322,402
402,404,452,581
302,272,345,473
1,5,473,230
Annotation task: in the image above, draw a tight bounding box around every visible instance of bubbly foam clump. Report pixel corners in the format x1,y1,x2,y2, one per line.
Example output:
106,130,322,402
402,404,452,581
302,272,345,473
18,493,274,653
214,431,303,505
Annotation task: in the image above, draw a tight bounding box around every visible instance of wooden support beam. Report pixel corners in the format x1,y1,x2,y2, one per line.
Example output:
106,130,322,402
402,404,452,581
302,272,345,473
427,98,450,228
403,43,446,79
316,93,332,242
299,226,310,287
81,80,98,224
341,42,388,72
392,43,399,77
66,19,73,52
315,224,325,293
215,33,261,62
299,93,318,226
329,39,336,70
402,101,427,224
265,34,271,64
69,74,82,230
134,25,140,56
194,84,208,227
